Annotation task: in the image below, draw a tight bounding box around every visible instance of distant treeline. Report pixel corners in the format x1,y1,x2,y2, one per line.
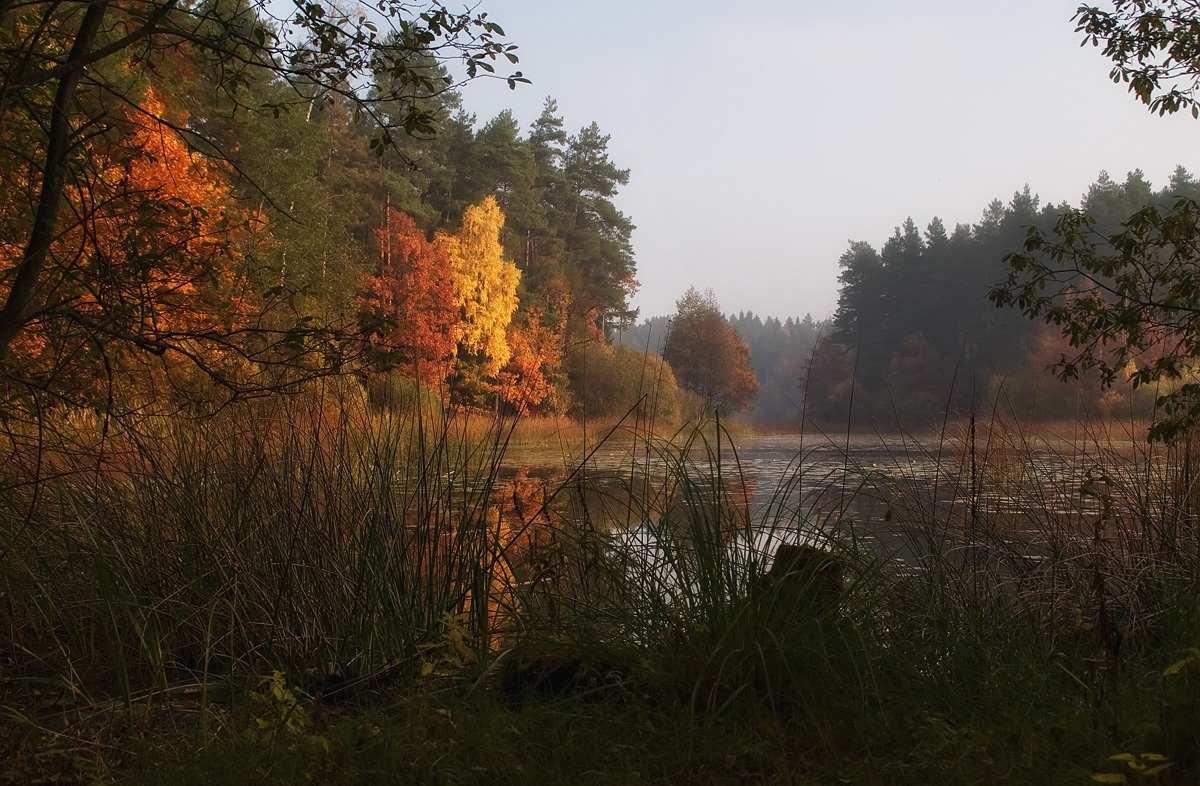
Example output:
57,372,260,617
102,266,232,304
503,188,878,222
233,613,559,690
627,167,1200,429
815,168,1200,427
618,312,822,424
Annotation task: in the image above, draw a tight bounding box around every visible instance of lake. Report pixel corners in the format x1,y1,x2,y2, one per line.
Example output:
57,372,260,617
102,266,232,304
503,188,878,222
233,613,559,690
498,428,1165,578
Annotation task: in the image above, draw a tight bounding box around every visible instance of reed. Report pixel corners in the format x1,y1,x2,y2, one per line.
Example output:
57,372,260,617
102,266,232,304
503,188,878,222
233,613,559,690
1,382,520,710
3,388,1200,784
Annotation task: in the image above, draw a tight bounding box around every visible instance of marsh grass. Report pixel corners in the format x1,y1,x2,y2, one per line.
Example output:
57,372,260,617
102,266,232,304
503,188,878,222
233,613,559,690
1,383,521,708
3,387,1200,784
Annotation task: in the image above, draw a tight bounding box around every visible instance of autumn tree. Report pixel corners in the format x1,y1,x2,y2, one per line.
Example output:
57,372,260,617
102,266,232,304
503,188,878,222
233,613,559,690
437,196,520,378
496,309,563,412
361,207,457,383
663,288,758,414
0,90,263,402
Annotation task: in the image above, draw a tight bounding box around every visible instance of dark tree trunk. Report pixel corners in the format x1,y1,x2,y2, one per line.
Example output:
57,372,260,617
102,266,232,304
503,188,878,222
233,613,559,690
0,0,110,358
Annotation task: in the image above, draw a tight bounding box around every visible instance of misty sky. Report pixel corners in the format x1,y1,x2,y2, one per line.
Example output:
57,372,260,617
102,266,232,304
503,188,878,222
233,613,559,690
455,0,1200,322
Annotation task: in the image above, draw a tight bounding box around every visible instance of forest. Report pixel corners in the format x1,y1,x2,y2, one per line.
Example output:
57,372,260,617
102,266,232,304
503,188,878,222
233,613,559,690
811,168,1200,429
2,0,1191,431
7,1,1200,784
622,167,1200,430
0,0,658,426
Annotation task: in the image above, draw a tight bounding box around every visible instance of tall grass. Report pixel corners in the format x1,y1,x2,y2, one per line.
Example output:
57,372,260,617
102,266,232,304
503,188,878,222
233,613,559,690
480,407,1200,780
0,381,523,712
3,385,1200,783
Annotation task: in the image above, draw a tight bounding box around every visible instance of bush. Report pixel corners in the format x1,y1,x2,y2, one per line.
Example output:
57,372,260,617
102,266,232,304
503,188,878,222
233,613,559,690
567,342,685,424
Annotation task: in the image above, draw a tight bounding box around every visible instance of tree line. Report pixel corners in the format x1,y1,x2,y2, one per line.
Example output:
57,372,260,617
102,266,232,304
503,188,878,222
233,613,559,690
9,0,1200,437
809,168,1200,429
622,168,1200,431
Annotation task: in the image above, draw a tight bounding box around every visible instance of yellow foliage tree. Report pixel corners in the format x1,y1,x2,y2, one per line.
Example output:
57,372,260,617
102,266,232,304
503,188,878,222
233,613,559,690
436,197,520,377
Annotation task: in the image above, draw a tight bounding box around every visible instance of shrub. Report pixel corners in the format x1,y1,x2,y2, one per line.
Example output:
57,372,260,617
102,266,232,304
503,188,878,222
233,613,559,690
567,342,684,424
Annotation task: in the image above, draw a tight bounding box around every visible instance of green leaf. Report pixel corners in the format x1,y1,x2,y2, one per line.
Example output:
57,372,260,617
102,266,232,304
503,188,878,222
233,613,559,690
1090,775,1127,783
1164,649,1200,674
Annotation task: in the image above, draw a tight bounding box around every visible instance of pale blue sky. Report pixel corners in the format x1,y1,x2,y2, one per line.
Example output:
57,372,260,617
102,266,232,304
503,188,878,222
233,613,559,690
454,1,1200,321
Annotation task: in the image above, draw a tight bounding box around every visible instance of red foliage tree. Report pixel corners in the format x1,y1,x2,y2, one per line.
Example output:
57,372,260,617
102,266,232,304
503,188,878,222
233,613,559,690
361,208,458,383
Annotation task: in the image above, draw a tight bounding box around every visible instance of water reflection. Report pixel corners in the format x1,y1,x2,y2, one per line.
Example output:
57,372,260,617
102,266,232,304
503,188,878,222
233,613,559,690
500,430,1166,584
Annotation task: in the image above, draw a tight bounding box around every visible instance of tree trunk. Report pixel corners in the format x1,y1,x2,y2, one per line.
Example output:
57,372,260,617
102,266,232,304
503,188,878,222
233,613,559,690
0,0,110,358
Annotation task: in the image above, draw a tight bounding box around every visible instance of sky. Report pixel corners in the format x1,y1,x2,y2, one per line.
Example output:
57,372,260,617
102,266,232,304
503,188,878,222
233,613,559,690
451,0,1200,322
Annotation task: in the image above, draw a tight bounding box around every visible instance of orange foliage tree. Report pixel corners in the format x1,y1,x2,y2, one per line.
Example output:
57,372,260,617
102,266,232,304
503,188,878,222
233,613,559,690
361,208,458,383
663,287,758,413
0,90,263,400
497,309,563,411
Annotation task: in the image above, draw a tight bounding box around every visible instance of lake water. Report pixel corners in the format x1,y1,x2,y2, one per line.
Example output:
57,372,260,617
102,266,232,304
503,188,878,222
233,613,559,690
499,429,1164,578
